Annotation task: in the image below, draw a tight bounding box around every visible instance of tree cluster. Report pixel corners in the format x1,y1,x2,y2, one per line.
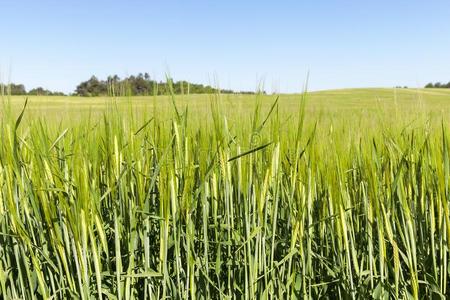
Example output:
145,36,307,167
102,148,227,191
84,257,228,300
0,83,65,96
1,74,256,97
74,73,248,97
424,82,450,88
0,83,26,95
28,87,65,96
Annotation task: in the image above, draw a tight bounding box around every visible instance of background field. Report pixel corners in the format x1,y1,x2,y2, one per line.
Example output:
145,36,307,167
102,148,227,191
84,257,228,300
1,88,450,299
4,88,450,149
5,88,450,119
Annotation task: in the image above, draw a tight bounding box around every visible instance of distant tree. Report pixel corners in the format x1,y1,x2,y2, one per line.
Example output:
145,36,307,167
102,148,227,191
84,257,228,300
28,87,49,96
51,91,66,96
27,87,65,96
1,83,27,95
73,73,254,96
0,82,61,96
423,81,450,88
75,76,108,96
13,84,26,95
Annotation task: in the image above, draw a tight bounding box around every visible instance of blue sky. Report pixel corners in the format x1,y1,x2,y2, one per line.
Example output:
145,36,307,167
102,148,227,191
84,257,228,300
1,1,450,94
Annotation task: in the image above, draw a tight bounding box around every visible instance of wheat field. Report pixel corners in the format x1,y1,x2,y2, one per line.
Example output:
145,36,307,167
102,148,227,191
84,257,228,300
0,88,449,299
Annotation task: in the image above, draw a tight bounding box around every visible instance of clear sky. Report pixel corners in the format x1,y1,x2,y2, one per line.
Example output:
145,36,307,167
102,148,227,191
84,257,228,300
1,0,450,94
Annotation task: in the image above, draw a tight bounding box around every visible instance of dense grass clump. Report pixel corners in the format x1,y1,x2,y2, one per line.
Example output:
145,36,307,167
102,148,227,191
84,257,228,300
0,90,449,299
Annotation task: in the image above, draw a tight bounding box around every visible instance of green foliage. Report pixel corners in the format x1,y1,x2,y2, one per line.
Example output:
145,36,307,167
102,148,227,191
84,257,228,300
28,86,65,96
1,74,256,98
0,83,26,95
425,81,450,88
75,73,250,96
75,75,108,96
0,89,449,299
0,83,65,96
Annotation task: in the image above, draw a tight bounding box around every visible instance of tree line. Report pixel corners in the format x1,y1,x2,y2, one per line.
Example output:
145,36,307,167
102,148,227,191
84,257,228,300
1,73,255,97
74,73,252,96
425,82,450,88
0,83,65,96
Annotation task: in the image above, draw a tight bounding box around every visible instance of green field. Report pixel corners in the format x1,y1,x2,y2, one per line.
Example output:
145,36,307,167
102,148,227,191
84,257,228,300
6,87,450,119
1,88,450,299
